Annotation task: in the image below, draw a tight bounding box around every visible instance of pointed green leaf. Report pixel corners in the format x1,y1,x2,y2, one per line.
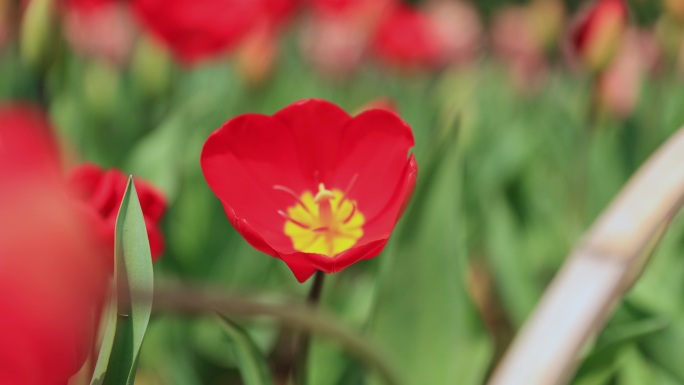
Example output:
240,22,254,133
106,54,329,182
216,315,274,385
90,177,154,385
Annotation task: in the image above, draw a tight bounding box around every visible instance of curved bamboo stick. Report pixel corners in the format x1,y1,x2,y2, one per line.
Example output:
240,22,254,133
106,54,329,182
488,127,684,385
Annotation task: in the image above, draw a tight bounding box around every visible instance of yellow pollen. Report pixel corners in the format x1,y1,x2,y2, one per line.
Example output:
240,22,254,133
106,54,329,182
282,184,365,257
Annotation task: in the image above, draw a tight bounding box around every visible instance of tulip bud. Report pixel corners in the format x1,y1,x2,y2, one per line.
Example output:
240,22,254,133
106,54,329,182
425,0,483,67
20,0,61,70
131,35,173,99
236,24,277,88
596,30,647,119
299,15,367,79
63,2,136,66
570,0,629,73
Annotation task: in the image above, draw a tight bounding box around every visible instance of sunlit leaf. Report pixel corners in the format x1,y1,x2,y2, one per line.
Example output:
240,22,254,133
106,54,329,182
90,177,154,385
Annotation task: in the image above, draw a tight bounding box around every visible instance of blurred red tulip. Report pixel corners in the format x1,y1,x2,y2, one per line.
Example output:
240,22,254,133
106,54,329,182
69,163,167,268
491,6,548,91
63,1,136,66
131,0,262,65
201,99,417,282
597,29,650,118
371,3,479,71
0,104,107,385
299,0,394,77
425,0,482,67
570,0,629,72
310,0,397,28
299,14,368,78
237,23,278,87
371,6,444,70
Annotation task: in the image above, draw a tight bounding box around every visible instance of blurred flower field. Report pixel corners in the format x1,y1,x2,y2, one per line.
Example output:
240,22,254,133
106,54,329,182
3,0,684,384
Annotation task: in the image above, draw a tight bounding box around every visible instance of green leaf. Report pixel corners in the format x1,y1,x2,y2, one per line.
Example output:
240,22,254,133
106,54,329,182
216,315,274,385
572,317,669,385
90,177,154,385
368,124,492,385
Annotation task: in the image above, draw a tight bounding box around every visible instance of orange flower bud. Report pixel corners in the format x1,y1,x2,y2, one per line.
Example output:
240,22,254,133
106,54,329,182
570,0,629,72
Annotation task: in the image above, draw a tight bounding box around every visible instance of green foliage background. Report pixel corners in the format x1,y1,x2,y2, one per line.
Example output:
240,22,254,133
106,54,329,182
4,6,684,383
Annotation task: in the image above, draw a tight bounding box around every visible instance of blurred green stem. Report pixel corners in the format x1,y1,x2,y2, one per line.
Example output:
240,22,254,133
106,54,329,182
294,270,326,385
151,282,404,385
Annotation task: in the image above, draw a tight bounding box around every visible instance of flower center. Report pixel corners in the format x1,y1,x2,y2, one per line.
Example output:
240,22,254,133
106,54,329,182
277,183,365,257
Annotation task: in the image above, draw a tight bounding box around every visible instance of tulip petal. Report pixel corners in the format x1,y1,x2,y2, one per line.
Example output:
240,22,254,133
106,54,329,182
202,113,317,251
333,109,415,222
274,99,351,183
279,239,388,282
362,153,418,238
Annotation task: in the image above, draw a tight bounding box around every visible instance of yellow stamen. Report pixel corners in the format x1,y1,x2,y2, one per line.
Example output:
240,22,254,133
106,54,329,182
282,185,365,257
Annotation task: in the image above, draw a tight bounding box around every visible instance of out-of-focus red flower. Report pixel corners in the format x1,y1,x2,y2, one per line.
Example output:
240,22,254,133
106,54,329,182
371,6,444,69
570,0,629,72
63,1,136,66
299,0,394,77
299,14,368,78
371,2,479,71
131,0,263,65
237,23,278,87
68,163,167,267
310,0,396,28
201,99,417,282
259,0,300,29
597,29,650,118
0,104,107,385
491,5,549,92
425,0,482,67
132,0,297,65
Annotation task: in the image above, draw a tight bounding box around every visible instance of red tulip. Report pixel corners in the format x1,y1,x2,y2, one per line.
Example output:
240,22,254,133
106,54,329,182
597,29,653,118
201,99,417,282
299,14,368,78
68,163,167,268
491,6,549,92
0,104,107,385
424,0,482,67
310,0,397,27
570,0,629,72
131,0,262,64
371,6,446,70
237,23,278,87
63,0,136,66
299,0,394,77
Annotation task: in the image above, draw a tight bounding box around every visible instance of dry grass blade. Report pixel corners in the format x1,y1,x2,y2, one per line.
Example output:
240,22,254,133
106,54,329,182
488,127,684,385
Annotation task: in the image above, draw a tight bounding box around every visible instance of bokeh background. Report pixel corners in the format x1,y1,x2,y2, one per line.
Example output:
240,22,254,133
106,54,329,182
4,0,684,384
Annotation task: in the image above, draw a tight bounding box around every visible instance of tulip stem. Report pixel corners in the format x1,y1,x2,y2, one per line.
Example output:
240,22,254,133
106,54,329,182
294,270,326,385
